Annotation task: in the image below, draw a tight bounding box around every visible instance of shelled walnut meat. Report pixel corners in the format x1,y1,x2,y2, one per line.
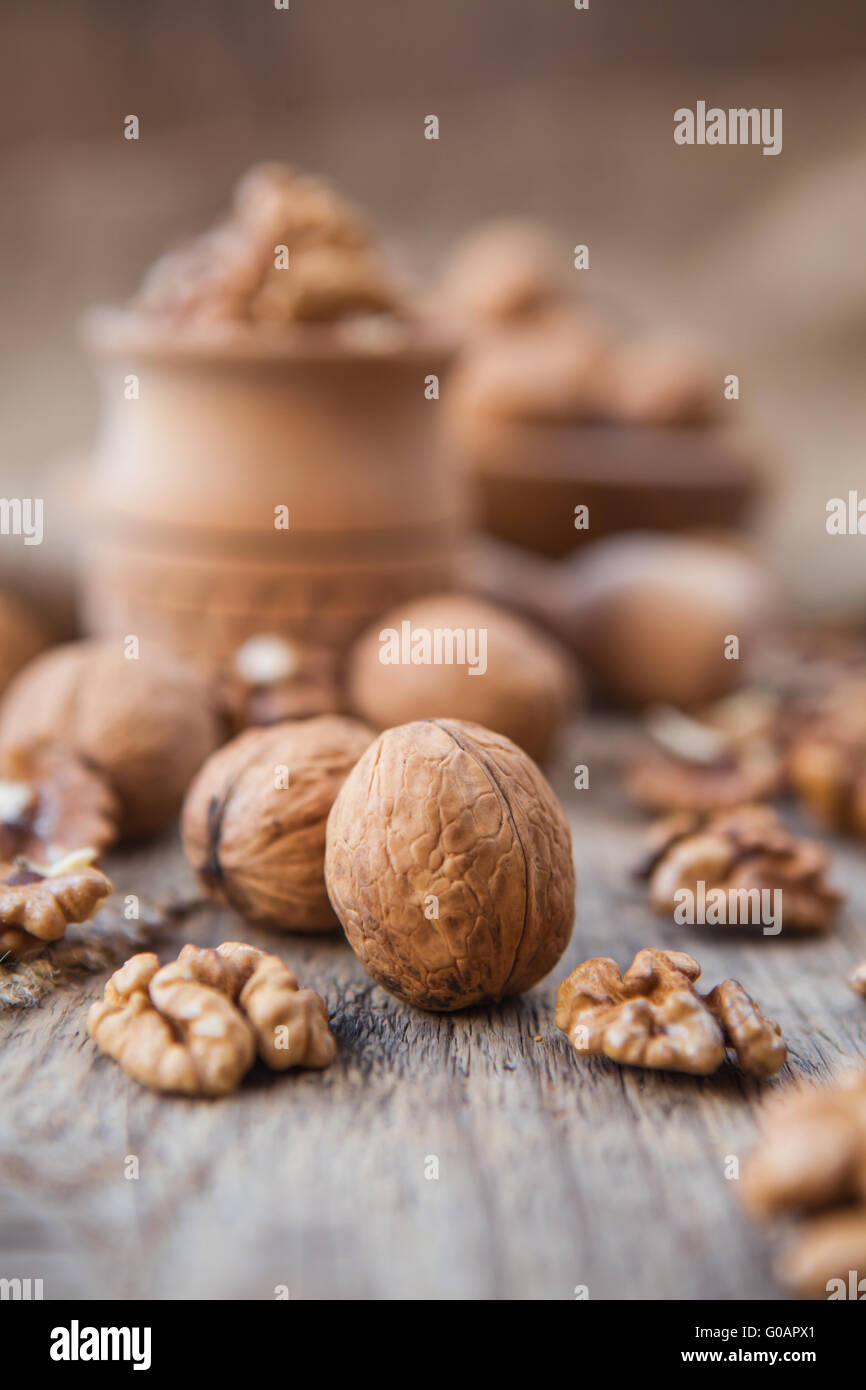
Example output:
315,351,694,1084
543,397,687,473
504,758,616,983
87,941,335,1096
638,804,841,933
788,678,866,837
740,1070,866,1297
628,704,783,814
0,849,113,960
0,744,119,863
182,715,373,931
0,640,220,839
346,594,575,765
325,718,575,1011
556,948,786,1077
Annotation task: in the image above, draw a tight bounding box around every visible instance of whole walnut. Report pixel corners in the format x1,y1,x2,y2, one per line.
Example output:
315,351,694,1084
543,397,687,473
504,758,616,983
325,718,575,1010
182,715,374,931
0,641,219,838
346,594,575,765
562,534,776,708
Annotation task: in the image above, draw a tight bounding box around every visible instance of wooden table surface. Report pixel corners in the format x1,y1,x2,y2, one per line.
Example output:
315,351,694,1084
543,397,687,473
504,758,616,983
1,716,864,1301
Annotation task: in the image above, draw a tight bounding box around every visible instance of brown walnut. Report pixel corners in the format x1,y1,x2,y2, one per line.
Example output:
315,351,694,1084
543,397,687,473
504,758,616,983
628,704,783,814
0,589,49,698
325,718,575,1011
87,941,335,1096
556,948,785,1077
346,594,575,765
638,804,841,933
215,634,342,735
182,715,374,931
0,640,220,838
0,745,119,864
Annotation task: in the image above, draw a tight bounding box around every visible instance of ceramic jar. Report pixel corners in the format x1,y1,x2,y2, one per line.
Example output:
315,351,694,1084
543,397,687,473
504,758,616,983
80,312,461,672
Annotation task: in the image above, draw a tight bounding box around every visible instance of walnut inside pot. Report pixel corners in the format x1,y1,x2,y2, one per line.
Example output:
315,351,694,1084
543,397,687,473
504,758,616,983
0,641,220,839
87,941,335,1097
325,718,575,1011
182,715,374,931
638,804,841,934
0,849,113,960
556,948,785,1077
134,163,404,325
346,593,576,765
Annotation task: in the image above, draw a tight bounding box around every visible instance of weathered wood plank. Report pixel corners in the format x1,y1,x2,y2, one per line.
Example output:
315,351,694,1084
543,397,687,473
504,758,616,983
1,716,864,1300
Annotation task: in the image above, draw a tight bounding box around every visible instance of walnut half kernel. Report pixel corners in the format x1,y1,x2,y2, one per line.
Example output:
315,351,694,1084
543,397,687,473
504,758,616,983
556,948,786,1077
87,942,336,1097
0,849,113,960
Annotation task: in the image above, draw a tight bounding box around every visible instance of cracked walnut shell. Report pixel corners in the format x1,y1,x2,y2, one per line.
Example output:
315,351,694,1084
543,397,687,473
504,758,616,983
182,715,374,931
0,850,113,960
638,804,841,933
87,941,335,1096
0,640,220,838
325,718,575,1011
556,948,785,1076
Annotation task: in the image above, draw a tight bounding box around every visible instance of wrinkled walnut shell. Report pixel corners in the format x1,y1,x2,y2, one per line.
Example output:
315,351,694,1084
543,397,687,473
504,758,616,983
0,640,220,838
325,718,575,1010
182,715,374,931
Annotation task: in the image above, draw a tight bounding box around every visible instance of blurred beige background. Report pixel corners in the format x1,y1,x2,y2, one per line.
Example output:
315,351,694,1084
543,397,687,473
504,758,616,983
1,0,865,623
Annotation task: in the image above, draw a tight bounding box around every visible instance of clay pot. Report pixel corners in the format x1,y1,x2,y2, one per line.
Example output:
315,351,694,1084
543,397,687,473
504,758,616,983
79,311,462,673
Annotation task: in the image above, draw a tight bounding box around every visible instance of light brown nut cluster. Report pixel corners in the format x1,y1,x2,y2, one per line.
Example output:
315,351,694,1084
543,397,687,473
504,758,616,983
637,804,841,933
556,948,785,1077
87,941,336,1097
787,678,866,838
135,164,402,325
739,1070,866,1297
181,715,374,932
0,850,113,960
325,719,575,1011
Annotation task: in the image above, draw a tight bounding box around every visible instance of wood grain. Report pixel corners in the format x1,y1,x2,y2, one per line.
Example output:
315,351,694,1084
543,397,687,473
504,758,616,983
1,716,864,1300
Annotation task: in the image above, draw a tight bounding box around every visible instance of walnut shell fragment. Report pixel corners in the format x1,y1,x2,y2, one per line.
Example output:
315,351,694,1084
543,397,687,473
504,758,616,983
628,718,783,815
787,678,866,838
556,948,785,1077
0,850,113,960
0,745,119,864
0,640,219,838
87,941,336,1097
325,718,575,1011
182,715,374,931
639,804,841,934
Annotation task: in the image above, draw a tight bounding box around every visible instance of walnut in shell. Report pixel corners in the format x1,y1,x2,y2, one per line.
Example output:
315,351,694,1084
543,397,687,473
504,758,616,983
638,804,841,933
181,715,374,931
556,948,785,1077
87,941,335,1096
346,594,575,765
0,640,220,838
325,718,575,1011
